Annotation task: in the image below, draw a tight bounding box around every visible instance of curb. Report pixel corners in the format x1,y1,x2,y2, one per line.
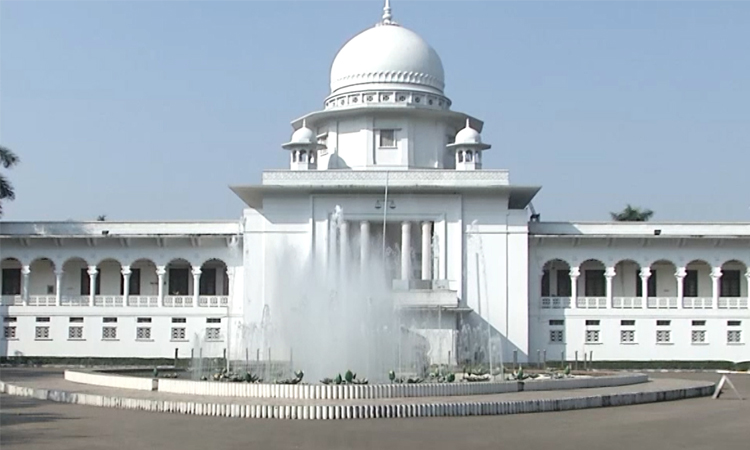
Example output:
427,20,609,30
0,380,715,420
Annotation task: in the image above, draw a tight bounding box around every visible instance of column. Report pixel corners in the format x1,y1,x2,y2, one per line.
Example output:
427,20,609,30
156,266,166,306
401,221,412,280
569,267,580,309
421,221,432,281
360,221,370,279
640,267,651,309
675,267,686,309
339,221,349,282
605,267,615,307
121,266,131,307
226,267,234,308
55,270,63,306
192,267,202,307
21,265,31,305
710,267,722,308
745,269,750,304
87,265,98,306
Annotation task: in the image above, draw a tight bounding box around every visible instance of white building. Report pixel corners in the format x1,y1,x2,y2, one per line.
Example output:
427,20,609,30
1,4,748,365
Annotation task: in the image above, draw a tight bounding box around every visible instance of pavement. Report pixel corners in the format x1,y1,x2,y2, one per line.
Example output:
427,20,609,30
1,369,749,450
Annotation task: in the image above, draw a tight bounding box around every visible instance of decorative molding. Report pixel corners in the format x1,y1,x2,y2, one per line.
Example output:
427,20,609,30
262,170,509,187
324,89,450,111
330,70,445,95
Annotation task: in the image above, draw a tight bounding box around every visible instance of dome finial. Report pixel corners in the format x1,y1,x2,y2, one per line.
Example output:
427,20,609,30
381,0,395,25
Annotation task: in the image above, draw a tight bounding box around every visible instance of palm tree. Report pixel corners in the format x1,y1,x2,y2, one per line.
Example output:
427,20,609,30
96,215,107,221
610,204,654,222
0,145,20,217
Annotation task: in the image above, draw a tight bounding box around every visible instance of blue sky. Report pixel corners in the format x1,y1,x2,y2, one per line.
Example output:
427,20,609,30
1,1,748,222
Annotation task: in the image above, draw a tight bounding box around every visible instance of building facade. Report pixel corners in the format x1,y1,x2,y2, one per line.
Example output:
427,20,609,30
1,4,748,364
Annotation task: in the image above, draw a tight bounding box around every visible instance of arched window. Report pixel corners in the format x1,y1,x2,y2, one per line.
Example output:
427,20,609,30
300,150,307,162
465,150,473,162
457,151,464,163
292,151,298,162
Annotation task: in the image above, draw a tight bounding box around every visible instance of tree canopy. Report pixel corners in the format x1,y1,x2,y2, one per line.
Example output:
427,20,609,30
0,145,20,217
610,204,654,222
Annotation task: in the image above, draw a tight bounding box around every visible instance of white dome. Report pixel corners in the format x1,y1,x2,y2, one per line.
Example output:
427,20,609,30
290,126,315,144
330,24,445,95
455,121,482,145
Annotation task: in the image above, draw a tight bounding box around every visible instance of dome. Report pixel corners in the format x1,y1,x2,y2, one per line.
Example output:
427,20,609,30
455,122,482,145
330,24,445,95
290,126,315,145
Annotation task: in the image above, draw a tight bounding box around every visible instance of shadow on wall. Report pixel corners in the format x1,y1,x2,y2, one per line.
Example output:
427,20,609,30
458,311,526,367
326,153,352,170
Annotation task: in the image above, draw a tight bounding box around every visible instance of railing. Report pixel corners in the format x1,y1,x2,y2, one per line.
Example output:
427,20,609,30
612,297,642,309
0,295,23,306
127,296,159,307
163,296,193,307
717,297,749,309
197,296,229,307
682,297,712,309
576,297,607,309
61,296,89,306
540,297,571,309
27,296,56,307
93,295,124,307
648,297,678,309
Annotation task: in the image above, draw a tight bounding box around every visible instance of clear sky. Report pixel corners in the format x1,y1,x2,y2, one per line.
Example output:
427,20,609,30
1,1,748,222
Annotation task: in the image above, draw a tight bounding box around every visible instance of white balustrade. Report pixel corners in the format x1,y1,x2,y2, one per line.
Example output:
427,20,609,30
576,297,607,309
647,297,678,309
163,296,193,307
93,295,124,307
540,297,571,309
61,295,90,306
717,297,749,309
681,297,712,309
127,296,159,307
197,296,229,307
612,297,642,309
27,296,57,307
0,295,23,306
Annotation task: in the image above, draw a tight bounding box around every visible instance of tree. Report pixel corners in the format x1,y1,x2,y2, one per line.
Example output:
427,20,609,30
96,215,107,221
610,204,654,222
0,145,20,217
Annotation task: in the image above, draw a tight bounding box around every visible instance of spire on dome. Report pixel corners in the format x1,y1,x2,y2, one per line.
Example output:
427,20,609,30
380,0,397,26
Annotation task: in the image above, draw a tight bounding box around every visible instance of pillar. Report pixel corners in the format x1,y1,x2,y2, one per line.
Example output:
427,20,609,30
55,269,63,306
605,267,615,306
745,269,750,302
710,267,722,308
339,221,349,282
569,267,580,309
226,267,234,307
192,267,202,307
675,267,686,309
121,266,131,306
156,266,166,306
640,267,651,309
401,221,412,280
421,221,432,280
87,265,98,306
360,221,370,279
21,265,31,305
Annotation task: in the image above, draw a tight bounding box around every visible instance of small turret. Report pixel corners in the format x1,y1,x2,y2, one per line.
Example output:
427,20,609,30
447,118,491,170
282,120,325,170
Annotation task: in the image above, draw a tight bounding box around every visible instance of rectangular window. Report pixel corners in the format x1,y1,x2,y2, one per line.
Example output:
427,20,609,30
102,327,117,340
541,270,550,296
584,270,605,296
720,270,741,297
1,268,21,295
683,270,698,297
70,317,84,323
36,317,50,323
137,317,151,323
3,317,17,323
136,327,151,340
585,330,600,343
656,330,671,343
691,330,706,343
172,317,186,323
206,328,221,341
378,129,396,147
620,330,635,343
728,320,742,327
80,268,101,296
549,330,564,343
168,268,189,295
199,268,217,295
692,320,706,326
68,326,83,340
657,320,671,326
171,327,186,341
585,320,600,326
635,270,657,297
4,326,17,339
206,318,221,324
556,270,571,296
548,319,564,326
35,326,50,340
621,320,636,326
120,268,142,295
727,330,742,344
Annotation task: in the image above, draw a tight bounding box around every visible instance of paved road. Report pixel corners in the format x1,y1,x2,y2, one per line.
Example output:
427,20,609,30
1,371,749,450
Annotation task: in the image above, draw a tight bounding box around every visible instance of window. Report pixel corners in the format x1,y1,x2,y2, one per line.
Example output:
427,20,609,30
727,330,742,344
206,328,221,341
172,317,186,323
656,320,671,326
168,268,189,295
121,268,141,295
692,320,706,326
683,270,698,297
692,330,706,343
620,330,635,343
378,129,396,147
584,270,605,296
171,327,186,341
635,270,657,297
656,330,671,343
35,326,50,340
621,320,635,326
200,268,217,295
103,317,117,323
585,330,600,343
1,268,21,295
36,317,50,323
102,327,117,340
80,268,101,295
3,317,17,322
136,327,151,340
549,319,564,326
585,320,600,326
720,270,741,297
4,326,17,339
550,330,564,343
206,318,221,324
541,270,550,296
68,326,83,340
137,317,151,323
556,270,571,296
728,320,741,327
